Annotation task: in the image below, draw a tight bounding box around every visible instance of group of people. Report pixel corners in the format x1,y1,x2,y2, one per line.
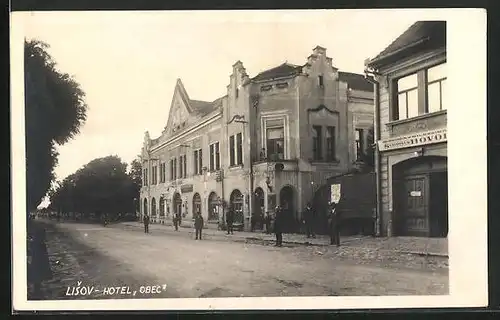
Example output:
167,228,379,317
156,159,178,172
141,201,341,246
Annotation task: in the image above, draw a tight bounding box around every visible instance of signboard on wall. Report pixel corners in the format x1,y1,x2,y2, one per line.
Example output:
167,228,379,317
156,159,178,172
378,128,447,152
330,184,341,203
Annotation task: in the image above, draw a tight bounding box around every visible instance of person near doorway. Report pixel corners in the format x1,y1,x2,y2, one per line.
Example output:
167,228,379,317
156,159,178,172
173,213,179,231
274,205,284,247
250,213,256,232
194,212,204,240
264,212,272,234
303,202,316,238
226,206,234,235
326,202,340,246
143,214,150,234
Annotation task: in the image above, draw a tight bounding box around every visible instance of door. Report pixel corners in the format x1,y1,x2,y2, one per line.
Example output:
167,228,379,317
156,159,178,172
402,175,429,236
429,171,448,237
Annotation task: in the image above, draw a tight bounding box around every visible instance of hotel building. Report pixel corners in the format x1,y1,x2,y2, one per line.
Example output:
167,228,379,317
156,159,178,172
140,46,374,231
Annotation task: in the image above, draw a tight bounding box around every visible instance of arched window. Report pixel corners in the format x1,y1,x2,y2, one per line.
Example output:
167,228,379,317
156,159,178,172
159,197,165,217
230,189,244,225
192,193,201,218
143,198,148,215
208,192,219,221
151,197,157,217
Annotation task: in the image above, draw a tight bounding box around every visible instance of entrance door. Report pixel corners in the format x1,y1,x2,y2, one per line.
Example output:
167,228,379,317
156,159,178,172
402,175,429,236
429,171,448,237
173,193,182,218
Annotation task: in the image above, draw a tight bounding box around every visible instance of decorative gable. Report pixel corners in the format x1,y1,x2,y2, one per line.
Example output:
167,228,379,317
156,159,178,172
165,79,194,135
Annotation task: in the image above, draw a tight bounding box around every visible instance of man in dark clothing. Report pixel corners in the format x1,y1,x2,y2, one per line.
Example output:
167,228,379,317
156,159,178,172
226,207,234,235
143,214,150,233
303,203,316,238
264,212,271,234
194,212,204,240
274,206,284,247
173,213,179,231
326,202,340,246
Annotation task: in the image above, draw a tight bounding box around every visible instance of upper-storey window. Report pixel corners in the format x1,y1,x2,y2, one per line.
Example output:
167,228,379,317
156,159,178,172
236,133,243,165
209,142,221,171
393,62,447,121
355,129,364,161
143,168,148,186
312,125,322,161
266,127,284,161
193,149,203,175
326,126,336,162
229,133,243,166
427,63,447,113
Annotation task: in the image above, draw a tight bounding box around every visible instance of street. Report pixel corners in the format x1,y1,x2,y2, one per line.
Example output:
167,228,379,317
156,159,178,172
37,220,448,299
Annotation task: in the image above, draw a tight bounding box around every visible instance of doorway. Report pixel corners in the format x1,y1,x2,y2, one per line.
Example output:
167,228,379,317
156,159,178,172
279,185,296,233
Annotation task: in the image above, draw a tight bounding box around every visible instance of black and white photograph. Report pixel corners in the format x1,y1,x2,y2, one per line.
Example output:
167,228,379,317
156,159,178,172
11,8,487,311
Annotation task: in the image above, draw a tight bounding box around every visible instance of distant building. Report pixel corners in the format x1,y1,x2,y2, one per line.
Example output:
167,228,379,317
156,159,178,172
140,46,374,231
366,21,447,237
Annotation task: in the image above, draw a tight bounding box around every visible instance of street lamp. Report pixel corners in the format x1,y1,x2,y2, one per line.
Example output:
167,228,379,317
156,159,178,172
310,181,314,203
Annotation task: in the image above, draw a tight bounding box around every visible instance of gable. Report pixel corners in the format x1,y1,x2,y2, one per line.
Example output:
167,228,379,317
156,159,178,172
165,80,193,135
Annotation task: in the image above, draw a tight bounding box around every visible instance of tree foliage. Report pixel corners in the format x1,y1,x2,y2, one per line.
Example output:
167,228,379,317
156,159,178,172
25,39,88,211
49,156,137,219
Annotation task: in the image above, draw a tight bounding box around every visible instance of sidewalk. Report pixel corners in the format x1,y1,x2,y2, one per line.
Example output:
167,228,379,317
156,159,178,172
119,221,448,257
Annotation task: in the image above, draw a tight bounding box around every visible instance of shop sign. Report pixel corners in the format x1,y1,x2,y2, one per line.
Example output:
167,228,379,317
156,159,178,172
378,128,447,152
180,184,193,193
410,191,422,197
330,184,341,203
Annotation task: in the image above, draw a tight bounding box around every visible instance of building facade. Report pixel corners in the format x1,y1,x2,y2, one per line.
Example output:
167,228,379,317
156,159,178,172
366,21,448,237
140,46,374,231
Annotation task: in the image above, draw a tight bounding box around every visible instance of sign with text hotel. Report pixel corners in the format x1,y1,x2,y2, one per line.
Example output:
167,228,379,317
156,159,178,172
378,128,447,152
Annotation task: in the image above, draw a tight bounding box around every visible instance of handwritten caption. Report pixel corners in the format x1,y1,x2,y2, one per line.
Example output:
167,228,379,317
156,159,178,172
65,281,168,297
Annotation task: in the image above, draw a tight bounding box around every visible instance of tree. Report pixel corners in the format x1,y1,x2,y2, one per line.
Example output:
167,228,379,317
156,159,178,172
128,157,142,213
25,39,88,212
49,156,137,220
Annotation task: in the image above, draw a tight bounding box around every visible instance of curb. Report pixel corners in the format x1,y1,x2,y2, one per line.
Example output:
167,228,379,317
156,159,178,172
120,222,449,258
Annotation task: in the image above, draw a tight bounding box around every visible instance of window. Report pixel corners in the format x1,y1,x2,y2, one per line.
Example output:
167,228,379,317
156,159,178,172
179,155,187,178
393,62,447,120
209,142,220,171
194,149,203,175
318,75,324,87
152,165,157,185
236,133,243,165
396,73,419,120
215,142,220,170
355,129,364,161
266,127,285,161
427,63,447,113
143,168,148,186
170,158,177,180
183,154,187,178
229,135,235,166
312,125,322,161
161,163,166,183
326,126,336,161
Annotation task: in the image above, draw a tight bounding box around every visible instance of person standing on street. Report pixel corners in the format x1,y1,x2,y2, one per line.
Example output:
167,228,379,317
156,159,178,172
226,206,234,235
274,205,284,247
326,202,340,246
194,211,204,240
303,202,316,238
264,212,271,234
143,214,150,234
173,212,179,231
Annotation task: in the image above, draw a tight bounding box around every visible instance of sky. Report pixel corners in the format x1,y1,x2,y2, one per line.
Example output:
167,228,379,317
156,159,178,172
18,10,423,207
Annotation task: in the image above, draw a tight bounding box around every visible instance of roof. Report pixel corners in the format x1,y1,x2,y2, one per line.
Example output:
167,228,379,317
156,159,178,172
338,72,374,92
368,21,446,67
252,62,302,81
